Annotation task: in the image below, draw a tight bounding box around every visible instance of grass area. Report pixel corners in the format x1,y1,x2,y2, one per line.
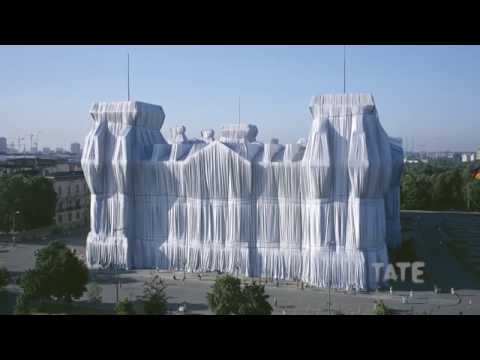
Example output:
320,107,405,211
387,238,432,286
389,238,418,264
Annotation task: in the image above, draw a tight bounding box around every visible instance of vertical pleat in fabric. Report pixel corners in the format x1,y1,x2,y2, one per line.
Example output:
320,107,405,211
82,95,403,290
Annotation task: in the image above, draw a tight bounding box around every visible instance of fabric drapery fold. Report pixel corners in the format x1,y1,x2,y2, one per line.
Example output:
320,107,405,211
82,94,403,290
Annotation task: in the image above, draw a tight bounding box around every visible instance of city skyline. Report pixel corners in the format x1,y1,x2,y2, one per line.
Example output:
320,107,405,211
1,45,479,152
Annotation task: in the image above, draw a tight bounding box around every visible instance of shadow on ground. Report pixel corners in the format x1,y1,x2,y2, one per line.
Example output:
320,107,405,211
90,273,140,285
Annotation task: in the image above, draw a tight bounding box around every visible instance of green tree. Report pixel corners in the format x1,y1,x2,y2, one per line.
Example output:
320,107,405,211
0,174,56,232
467,180,480,211
19,240,89,302
0,267,10,290
431,170,464,210
401,173,432,210
115,298,136,315
207,275,273,315
141,273,168,315
373,300,392,315
207,275,244,315
20,269,48,300
238,282,273,315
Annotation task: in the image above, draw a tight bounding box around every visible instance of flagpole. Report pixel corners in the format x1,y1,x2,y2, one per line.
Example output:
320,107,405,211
238,96,241,124
343,45,346,94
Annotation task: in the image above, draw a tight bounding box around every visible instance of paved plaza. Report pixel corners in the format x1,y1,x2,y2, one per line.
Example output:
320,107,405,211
2,212,480,315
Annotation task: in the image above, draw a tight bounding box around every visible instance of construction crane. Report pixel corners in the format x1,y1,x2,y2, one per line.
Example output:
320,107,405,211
30,134,34,153
35,132,40,153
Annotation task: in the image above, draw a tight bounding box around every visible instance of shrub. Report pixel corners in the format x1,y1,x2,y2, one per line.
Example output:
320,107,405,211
373,300,392,315
207,275,244,315
207,275,273,315
115,298,135,315
238,282,273,315
141,273,168,315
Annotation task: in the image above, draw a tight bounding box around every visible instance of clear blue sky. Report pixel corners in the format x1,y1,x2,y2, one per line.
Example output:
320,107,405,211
0,45,479,152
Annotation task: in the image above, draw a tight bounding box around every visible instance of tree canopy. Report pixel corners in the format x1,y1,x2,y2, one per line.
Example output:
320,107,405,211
207,275,273,315
238,282,273,315
141,273,168,314
0,174,56,232
400,162,480,211
19,240,89,303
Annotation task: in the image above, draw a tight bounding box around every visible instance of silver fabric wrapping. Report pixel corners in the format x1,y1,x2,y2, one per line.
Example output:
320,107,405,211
82,94,403,290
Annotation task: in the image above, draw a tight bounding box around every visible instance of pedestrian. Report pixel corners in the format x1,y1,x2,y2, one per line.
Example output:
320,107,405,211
173,274,177,280
273,297,278,308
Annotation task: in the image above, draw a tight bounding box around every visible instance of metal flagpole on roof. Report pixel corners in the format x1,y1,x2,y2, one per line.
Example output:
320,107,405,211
127,53,130,101
238,96,241,125
343,45,346,94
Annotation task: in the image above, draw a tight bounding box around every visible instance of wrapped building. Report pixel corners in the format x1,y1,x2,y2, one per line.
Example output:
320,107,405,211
82,93,403,290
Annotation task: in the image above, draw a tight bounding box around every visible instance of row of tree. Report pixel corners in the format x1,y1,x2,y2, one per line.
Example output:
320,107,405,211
0,174,57,232
400,161,480,211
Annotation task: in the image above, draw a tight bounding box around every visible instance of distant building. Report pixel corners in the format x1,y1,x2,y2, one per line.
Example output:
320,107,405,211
47,171,90,228
0,137,7,154
462,152,476,163
0,155,57,176
0,154,82,176
42,147,51,154
70,142,81,155
41,162,71,176
55,147,65,154
477,147,480,162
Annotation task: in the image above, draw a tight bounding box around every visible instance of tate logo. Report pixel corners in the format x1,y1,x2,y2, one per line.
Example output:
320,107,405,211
372,262,425,283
